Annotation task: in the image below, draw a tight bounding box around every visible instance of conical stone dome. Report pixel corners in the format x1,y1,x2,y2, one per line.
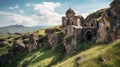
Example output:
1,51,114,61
66,8,75,18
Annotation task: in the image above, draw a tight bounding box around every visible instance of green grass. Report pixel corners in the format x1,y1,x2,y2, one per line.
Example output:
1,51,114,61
0,40,120,67
64,35,74,42
3,44,66,67
0,46,9,56
38,29,46,35
53,40,120,67
0,26,120,67
0,32,120,67
1,40,120,67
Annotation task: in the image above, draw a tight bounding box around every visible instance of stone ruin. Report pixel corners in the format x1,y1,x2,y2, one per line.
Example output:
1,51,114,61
0,31,43,64
9,38,26,56
44,0,120,56
28,32,39,52
0,38,26,65
60,0,120,56
0,0,120,64
0,30,50,65
45,28,62,48
61,8,97,56
0,37,9,48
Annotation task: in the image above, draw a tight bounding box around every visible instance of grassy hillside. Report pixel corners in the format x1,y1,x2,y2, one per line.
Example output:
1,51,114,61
54,40,120,67
1,39,120,67
3,44,65,67
0,46,9,56
0,26,120,67
0,25,51,36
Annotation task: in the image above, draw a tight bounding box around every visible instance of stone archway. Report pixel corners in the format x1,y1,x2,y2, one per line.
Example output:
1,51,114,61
85,31,92,41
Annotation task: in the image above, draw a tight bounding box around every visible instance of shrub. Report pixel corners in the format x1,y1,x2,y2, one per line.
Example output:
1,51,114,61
64,35,74,42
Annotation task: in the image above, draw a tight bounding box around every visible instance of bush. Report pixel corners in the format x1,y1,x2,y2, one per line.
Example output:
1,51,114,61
64,35,74,42
55,31,65,38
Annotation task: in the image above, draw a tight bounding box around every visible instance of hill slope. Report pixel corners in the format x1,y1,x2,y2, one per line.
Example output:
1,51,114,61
54,40,120,67
2,39,120,67
0,25,120,67
0,25,51,36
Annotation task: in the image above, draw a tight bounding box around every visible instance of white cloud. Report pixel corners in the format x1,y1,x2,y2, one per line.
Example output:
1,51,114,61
33,2,63,26
81,13,89,18
25,2,31,7
20,10,24,13
0,11,38,27
9,7,14,9
74,1,108,18
75,10,93,18
34,2,61,14
0,2,63,27
9,4,19,9
80,10,98,18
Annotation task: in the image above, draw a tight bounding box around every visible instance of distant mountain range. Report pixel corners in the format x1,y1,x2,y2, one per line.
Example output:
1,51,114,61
0,25,52,36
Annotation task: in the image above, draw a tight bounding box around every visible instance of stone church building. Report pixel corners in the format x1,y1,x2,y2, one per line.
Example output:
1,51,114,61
45,0,120,56
61,0,120,55
61,8,96,43
61,8,97,55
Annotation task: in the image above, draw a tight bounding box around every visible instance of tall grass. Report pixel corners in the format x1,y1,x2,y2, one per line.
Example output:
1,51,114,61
53,40,120,67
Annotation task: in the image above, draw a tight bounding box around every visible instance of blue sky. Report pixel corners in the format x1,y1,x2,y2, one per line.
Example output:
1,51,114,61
0,0,113,27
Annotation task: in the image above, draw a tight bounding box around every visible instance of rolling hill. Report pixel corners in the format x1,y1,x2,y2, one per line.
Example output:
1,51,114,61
0,0,120,66
0,25,52,36
0,27,119,67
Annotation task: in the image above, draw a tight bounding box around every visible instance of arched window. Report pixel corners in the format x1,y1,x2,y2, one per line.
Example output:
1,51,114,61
65,29,67,34
106,27,109,31
91,24,93,27
86,31,92,41
84,24,87,27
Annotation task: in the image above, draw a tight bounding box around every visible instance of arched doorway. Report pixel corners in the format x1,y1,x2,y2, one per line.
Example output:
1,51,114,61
86,31,92,41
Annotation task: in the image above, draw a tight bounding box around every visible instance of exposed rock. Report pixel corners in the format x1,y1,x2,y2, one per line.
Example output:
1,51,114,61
14,32,22,35
0,41,9,47
9,39,25,55
0,37,7,42
66,45,74,56
99,56,106,63
22,34,31,40
28,32,39,52
110,0,120,18
95,13,111,43
3,41,9,45
74,57,81,66
94,0,120,43
45,28,62,48
74,56,85,67
48,34,59,48
38,35,49,47
116,17,120,39
23,39,29,44
45,28,60,35
63,39,74,56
